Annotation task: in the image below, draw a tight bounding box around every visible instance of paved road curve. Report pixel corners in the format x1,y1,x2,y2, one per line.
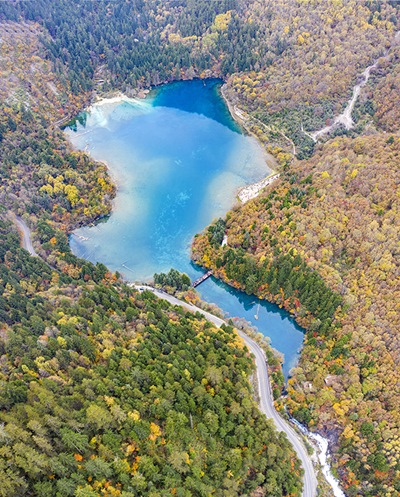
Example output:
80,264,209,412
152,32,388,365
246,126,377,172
238,330,317,497
136,285,317,497
8,212,38,257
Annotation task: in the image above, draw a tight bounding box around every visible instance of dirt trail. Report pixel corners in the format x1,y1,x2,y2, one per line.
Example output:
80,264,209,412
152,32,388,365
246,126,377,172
309,31,400,142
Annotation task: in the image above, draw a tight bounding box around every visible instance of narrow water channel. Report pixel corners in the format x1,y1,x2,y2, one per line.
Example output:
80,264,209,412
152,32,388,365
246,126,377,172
66,79,304,379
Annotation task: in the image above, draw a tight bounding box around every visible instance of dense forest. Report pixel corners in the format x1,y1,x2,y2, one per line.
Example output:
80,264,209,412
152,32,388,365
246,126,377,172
0,8,303,497
192,134,400,496
1,0,399,157
356,32,400,131
0,216,302,496
0,0,399,496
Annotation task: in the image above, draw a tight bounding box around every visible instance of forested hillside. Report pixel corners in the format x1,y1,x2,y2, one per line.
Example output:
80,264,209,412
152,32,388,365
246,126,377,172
0,0,239,93
0,22,74,123
192,134,400,496
1,0,398,156
0,216,302,497
0,12,304,497
223,0,399,157
0,21,115,278
356,34,400,131
0,0,399,496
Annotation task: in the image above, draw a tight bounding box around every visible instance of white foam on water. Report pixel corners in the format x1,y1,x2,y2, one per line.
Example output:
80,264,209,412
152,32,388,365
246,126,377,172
291,419,346,497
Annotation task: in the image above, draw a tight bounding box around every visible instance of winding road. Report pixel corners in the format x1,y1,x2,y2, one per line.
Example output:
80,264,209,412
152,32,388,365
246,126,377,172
135,285,317,497
239,330,317,497
8,212,38,256
309,30,400,142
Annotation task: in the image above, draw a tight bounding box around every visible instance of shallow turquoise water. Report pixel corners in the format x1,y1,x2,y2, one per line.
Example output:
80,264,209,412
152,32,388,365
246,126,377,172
66,79,303,378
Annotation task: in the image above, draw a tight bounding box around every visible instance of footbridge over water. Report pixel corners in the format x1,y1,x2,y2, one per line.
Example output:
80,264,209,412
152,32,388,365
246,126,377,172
192,270,213,288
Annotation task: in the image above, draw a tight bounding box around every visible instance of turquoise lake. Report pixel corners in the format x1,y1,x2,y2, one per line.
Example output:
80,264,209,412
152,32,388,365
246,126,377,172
66,79,304,378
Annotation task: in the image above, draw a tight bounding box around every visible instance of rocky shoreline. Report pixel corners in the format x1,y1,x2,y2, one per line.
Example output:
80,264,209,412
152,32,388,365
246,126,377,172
237,173,280,203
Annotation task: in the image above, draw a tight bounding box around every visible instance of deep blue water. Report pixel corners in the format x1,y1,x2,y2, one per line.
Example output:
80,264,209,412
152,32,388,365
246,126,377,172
66,79,304,378
152,79,239,132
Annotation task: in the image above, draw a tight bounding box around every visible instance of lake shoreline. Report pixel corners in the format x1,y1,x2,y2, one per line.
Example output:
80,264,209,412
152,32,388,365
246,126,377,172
89,93,139,109
70,79,279,211
219,84,279,203
237,173,281,203
65,81,338,492
64,77,350,497
66,79,276,273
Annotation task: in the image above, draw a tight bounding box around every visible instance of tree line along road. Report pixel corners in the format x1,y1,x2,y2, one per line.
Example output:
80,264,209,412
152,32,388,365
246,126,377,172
1,213,318,497
8,212,38,257
135,285,318,497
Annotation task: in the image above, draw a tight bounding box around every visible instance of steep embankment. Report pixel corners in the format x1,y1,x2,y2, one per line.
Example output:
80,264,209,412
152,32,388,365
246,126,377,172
192,134,400,496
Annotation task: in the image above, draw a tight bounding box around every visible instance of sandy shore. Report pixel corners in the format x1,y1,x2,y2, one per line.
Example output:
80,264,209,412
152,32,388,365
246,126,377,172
92,93,133,106
89,93,138,111
90,89,150,109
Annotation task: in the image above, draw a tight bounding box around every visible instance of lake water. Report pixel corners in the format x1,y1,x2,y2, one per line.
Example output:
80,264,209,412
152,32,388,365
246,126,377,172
66,79,304,378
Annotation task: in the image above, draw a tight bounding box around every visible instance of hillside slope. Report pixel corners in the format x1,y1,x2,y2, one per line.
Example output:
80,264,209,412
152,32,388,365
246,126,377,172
1,0,398,158
0,215,303,497
0,1,399,496
192,134,400,496
0,18,305,497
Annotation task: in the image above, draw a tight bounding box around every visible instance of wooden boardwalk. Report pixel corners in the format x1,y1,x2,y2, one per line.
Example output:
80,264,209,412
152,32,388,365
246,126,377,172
192,270,213,288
